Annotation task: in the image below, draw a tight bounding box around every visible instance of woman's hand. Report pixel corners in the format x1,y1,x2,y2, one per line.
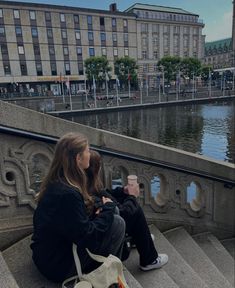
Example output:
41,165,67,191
102,196,113,204
125,184,140,198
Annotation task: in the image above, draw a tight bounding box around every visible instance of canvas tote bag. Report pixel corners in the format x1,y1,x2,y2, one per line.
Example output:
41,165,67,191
62,244,129,288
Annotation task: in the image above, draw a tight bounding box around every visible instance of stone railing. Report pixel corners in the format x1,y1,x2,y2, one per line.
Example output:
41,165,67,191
0,100,234,250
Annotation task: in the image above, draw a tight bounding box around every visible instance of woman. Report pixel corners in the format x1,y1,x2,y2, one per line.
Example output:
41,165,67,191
30,132,125,282
86,150,168,271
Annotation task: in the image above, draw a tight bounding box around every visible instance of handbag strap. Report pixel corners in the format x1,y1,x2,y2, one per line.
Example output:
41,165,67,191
72,243,83,279
85,248,111,263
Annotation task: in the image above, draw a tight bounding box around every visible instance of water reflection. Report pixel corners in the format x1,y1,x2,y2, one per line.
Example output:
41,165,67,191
63,99,235,163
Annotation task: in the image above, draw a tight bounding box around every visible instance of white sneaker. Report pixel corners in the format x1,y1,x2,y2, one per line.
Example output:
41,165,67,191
140,254,168,271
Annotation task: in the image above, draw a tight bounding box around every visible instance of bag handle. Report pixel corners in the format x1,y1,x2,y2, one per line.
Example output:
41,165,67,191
72,244,83,279
85,248,110,263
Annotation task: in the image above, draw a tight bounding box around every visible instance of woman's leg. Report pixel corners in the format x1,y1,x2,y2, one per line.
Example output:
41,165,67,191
124,205,158,266
80,214,125,273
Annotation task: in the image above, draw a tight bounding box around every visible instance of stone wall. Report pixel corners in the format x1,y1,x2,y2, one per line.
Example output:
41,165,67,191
0,100,234,249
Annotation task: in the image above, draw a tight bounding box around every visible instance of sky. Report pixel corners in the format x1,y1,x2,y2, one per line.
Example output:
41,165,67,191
8,0,233,42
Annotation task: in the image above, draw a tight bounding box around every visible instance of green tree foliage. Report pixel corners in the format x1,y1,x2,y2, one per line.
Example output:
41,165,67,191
157,56,181,83
180,57,202,81
84,56,112,89
201,65,213,81
114,57,138,87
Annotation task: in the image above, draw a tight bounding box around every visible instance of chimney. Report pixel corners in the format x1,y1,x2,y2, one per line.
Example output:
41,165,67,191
109,3,118,12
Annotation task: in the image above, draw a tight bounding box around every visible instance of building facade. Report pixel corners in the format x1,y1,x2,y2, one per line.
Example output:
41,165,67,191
125,4,205,88
204,38,233,69
0,1,204,95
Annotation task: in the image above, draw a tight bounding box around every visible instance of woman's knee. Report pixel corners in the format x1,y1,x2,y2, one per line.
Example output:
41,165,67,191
112,214,125,240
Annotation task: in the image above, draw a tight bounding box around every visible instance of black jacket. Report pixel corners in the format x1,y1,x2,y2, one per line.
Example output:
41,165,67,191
31,181,116,282
94,187,140,224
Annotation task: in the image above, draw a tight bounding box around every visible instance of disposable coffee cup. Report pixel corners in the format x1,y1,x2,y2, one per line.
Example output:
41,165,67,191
74,281,92,288
127,175,138,186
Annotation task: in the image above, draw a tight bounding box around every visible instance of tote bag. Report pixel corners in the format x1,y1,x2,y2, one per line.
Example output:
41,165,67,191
62,244,129,288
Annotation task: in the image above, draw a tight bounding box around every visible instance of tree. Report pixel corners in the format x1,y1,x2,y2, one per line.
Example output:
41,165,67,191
84,57,112,90
180,58,202,84
201,65,213,82
157,56,181,83
114,57,138,88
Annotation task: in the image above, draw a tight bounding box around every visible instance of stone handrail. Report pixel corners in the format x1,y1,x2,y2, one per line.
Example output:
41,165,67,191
0,100,234,250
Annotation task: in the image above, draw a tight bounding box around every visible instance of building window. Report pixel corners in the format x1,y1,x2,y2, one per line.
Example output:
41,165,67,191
76,46,82,55
29,11,36,20
13,10,20,19
47,28,53,38
60,13,65,22
153,64,158,72
100,32,106,41
164,25,169,33
4,64,11,75
18,45,25,55
36,62,43,76
88,31,93,41
100,17,105,26
49,45,55,55
101,47,106,56
87,15,92,25
89,47,95,56
74,14,79,24
61,29,67,39
124,48,129,56
65,62,71,75
51,62,57,75
124,33,128,42
0,9,3,18
15,26,22,36
123,19,128,28
1,44,8,55
20,63,27,75
112,33,117,42
153,51,158,59
45,12,51,21
0,27,5,36
75,30,81,40
141,23,148,33
112,18,116,27
31,27,38,37
78,62,83,75
63,46,69,55
33,44,40,55
113,48,118,56
143,64,148,72
142,50,147,59
142,37,147,46
174,26,180,34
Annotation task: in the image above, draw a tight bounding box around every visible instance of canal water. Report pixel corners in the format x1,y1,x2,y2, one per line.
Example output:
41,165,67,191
64,99,235,164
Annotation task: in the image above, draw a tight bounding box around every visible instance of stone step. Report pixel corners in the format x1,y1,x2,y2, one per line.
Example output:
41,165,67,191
0,252,19,288
2,235,60,288
164,227,233,288
124,247,179,288
150,225,209,288
193,232,235,286
2,234,142,288
220,238,235,259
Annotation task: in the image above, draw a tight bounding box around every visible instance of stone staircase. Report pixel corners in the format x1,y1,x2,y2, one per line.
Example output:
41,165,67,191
1,225,234,288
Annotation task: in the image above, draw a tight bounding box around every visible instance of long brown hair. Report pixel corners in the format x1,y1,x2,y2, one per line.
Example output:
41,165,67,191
86,150,103,195
37,132,93,209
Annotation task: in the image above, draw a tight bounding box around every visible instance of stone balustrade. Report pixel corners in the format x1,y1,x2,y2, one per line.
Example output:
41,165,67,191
0,100,234,250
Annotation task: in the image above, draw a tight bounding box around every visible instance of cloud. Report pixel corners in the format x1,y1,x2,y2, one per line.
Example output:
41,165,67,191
205,10,232,42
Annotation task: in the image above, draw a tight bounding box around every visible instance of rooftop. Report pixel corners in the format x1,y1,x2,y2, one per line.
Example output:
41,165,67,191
205,38,232,50
124,3,198,16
